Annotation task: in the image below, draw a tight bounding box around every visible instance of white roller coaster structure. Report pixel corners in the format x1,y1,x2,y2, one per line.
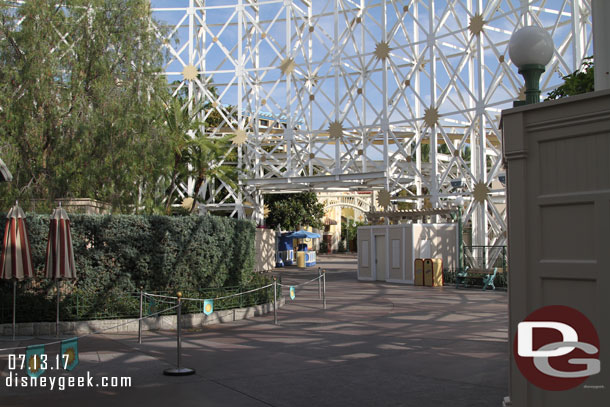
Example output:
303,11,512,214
8,1,593,247
150,0,592,247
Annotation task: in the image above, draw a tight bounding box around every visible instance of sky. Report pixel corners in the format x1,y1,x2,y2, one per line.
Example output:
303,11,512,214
148,0,592,162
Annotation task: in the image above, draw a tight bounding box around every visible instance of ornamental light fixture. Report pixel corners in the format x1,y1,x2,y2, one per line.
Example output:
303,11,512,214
508,26,554,105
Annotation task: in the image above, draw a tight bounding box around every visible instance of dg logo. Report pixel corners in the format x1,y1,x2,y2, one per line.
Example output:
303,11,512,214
514,305,601,391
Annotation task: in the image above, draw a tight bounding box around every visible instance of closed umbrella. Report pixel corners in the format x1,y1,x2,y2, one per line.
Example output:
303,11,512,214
0,202,34,340
0,158,12,182
44,204,76,337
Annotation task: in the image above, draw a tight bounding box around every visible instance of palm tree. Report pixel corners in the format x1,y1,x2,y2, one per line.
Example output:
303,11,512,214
187,132,236,213
162,96,236,214
163,97,200,213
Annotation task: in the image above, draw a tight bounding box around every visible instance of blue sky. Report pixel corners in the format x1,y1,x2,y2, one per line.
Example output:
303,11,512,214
149,0,592,157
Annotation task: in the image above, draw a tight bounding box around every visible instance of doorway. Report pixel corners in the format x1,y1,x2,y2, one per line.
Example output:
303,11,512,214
375,235,386,281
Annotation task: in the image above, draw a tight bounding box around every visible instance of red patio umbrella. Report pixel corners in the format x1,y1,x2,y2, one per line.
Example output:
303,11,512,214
0,202,34,340
44,204,76,337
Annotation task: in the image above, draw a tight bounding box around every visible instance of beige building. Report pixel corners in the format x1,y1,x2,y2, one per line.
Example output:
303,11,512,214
317,192,372,252
357,223,458,283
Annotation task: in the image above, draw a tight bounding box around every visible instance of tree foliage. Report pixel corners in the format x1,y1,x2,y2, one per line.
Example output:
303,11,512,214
0,0,171,212
163,85,237,214
546,57,594,100
265,192,324,230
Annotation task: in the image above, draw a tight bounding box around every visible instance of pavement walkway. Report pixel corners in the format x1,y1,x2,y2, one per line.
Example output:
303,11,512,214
0,254,508,407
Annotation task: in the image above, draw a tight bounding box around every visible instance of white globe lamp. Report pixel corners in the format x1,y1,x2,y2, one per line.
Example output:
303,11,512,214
508,26,554,105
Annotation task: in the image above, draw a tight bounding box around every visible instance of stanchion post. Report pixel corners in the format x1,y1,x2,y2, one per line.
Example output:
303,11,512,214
318,267,321,299
273,276,278,325
138,287,143,344
177,292,182,369
323,269,327,310
56,280,61,338
163,291,195,376
12,280,16,341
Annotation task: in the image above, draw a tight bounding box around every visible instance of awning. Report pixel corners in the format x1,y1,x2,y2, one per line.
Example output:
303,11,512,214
285,230,321,239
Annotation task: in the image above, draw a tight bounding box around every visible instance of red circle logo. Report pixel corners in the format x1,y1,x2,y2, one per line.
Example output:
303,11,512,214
514,305,600,391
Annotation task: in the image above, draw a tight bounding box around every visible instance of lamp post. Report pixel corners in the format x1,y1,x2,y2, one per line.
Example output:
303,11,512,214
455,196,464,271
508,26,554,106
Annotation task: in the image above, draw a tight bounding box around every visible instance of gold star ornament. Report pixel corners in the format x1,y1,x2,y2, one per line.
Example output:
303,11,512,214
374,41,391,60
473,182,490,203
181,197,195,210
469,13,486,36
182,64,198,81
424,107,439,127
377,189,391,209
280,57,296,75
328,121,344,139
232,129,247,145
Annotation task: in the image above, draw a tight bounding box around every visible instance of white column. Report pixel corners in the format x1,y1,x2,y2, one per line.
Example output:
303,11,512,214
469,0,488,247
382,0,389,192
413,2,422,212
308,3,314,176
593,0,610,90
285,1,294,177
360,0,367,173
333,0,341,175
428,1,438,212
186,0,196,196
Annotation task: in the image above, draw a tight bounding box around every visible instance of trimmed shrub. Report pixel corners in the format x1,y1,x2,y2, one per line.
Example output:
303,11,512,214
0,214,262,322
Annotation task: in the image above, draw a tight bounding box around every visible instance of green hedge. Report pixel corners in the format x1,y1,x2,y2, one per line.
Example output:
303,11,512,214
0,214,262,323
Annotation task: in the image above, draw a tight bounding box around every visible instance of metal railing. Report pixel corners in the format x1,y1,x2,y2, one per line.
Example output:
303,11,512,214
460,245,508,288
463,245,507,270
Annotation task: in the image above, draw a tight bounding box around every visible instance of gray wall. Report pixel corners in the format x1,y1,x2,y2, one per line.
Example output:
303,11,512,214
502,89,610,406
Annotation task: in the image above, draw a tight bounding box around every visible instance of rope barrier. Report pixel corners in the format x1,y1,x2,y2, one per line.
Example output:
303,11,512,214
1,272,328,379
142,292,176,300
0,304,179,353
142,283,274,303
277,274,322,289
141,294,175,305
191,283,274,302
1,272,328,352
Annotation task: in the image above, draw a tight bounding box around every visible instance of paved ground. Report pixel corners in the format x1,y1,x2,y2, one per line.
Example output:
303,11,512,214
0,254,508,407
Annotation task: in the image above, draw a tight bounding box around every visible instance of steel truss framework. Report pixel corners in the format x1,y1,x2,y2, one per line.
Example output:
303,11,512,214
151,0,592,247
4,0,580,248
2,1,593,246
